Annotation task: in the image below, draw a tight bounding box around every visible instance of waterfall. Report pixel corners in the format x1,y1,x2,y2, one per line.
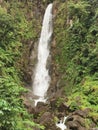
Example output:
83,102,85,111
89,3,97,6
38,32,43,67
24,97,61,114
56,116,67,130
32,4,53,106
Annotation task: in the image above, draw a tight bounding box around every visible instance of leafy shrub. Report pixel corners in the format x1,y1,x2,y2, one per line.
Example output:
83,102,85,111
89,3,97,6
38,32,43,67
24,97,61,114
54,0,98,127
0,3,42,130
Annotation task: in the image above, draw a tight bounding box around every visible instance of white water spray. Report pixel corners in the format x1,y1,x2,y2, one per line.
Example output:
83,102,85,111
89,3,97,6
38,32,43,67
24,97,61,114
56,116,67,130
32,4,53,106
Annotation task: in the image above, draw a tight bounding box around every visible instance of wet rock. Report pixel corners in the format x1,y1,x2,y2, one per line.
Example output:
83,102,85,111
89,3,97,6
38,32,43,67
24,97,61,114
67,120,79,130
67,120,86,130
50,98,57,109
58,102,69,113
38,112,57,130
51,38,56,48
23,97,35,114
35,102,49,115
40,112,53,124
73,109,89,118
66,111,88,130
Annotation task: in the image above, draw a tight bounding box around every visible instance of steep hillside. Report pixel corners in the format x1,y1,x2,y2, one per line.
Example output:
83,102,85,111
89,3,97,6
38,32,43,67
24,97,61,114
0,0,98,130
53,0,98,129
0,1,44,130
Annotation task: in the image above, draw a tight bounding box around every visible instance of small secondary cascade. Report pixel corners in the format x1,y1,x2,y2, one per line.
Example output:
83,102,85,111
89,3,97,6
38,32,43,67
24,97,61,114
32,3,53,106
56,116,67,130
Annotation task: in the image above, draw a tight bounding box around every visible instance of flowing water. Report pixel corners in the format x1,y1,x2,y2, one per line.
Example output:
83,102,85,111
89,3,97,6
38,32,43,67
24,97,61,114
32,4,53,106
56,116,67,130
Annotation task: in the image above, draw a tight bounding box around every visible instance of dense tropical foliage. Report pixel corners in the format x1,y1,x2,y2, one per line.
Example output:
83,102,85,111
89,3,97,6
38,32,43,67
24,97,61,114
0,1,43,130
0,0,98,129
54,0,98,127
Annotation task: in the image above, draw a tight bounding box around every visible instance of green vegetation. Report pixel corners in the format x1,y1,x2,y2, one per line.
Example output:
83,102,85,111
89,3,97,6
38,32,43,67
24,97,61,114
54,0,98,127
0,0,98,129
0,1,43,130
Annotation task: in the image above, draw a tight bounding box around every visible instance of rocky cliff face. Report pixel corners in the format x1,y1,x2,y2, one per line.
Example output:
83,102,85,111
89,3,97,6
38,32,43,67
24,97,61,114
21,1,98,130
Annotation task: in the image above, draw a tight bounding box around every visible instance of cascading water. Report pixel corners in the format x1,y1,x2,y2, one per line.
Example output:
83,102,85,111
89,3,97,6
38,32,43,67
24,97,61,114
56,116,67,130
32,4,53,106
